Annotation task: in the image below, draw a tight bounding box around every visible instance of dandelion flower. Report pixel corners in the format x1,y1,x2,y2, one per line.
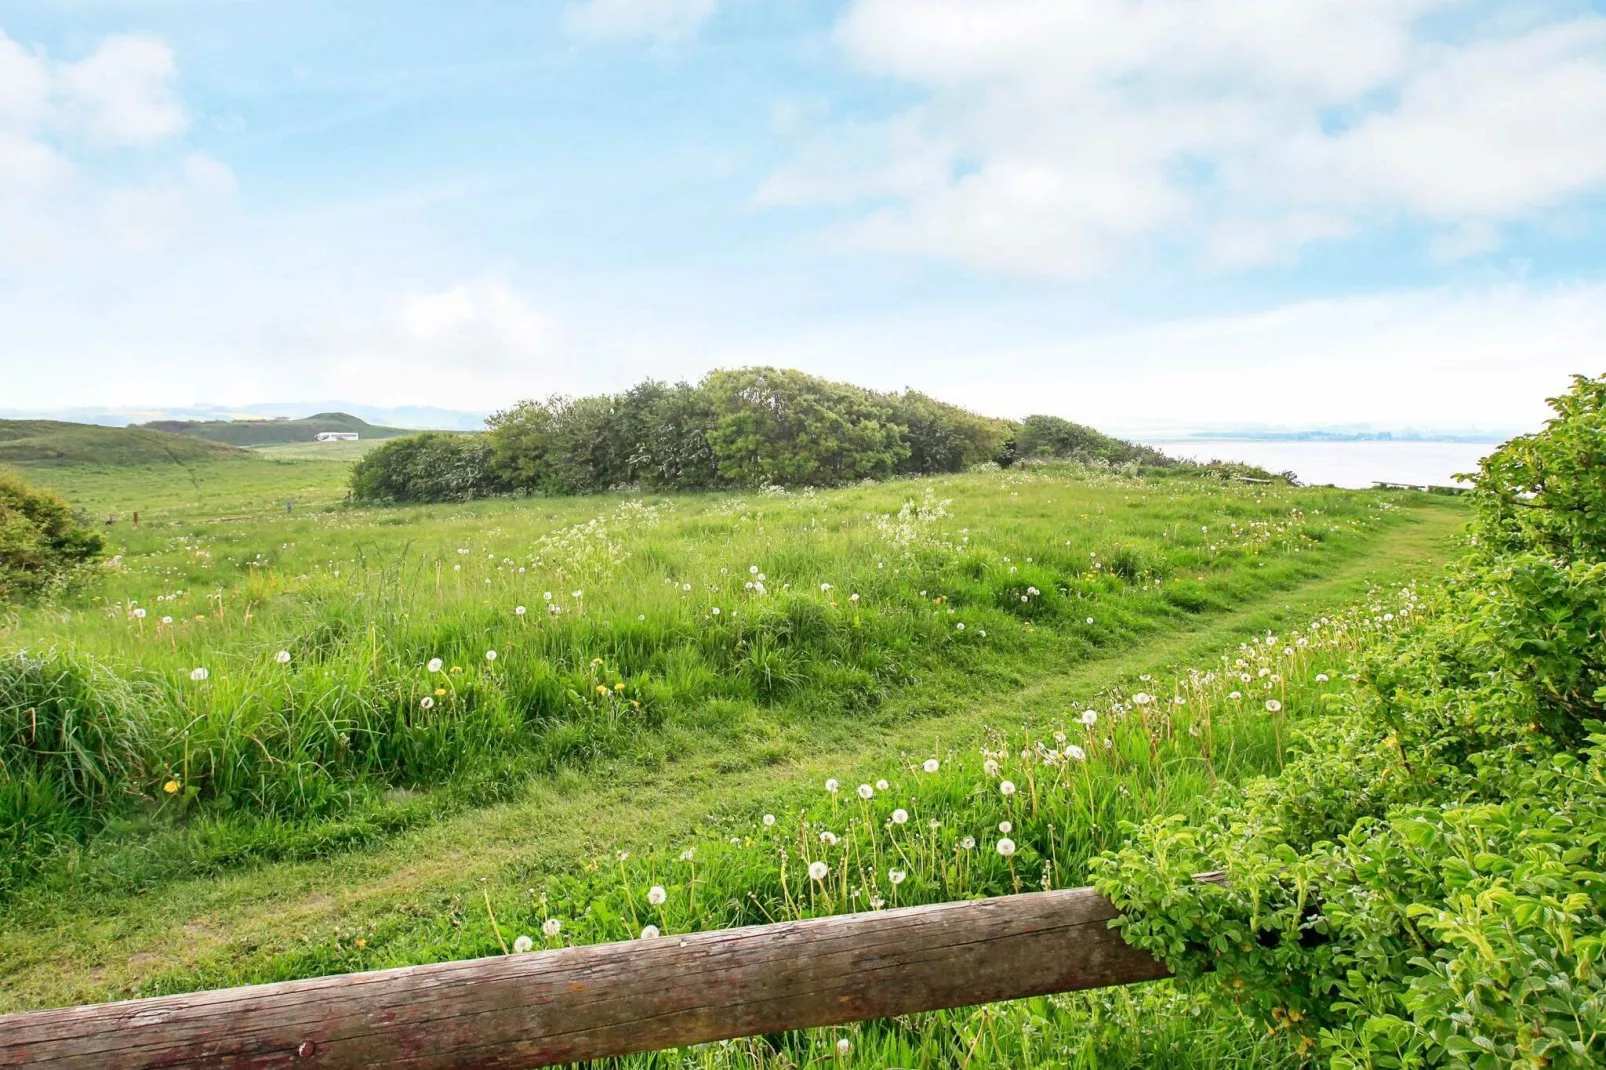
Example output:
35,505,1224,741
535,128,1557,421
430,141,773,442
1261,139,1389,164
762,813,776,827
836,1037,851,1055
428,658,444,673
999,820,1012,834
960,836,976,850
133,607,147,619
888,869,906,885
1067,744,1086,762
163,779,181,795
647,885,667,907
922,758,940,773
711,607,721,616
485,650,498,662
983,758,1000,777
639,925,660,939
891,808,909,825
1080,710,1098,727
1315,673,1330,683
161,616,173,625
515,605,526,616
996,838,1016,857
275,650,291,665
875,779,889,791
1132,692,1152,706
825,778,839,794
820,831,839,845
808,861,829,881
679,848,694,861
189,667,209,682
420,696,435,710
1266,699,1283,713
857,784,874,800
750,565,759,574
1229,690,1242,700
542,918,562,937
955,622,965,631
513,936,534,954
999,780,1016,797
1086,617,1095,625
820,583,833,593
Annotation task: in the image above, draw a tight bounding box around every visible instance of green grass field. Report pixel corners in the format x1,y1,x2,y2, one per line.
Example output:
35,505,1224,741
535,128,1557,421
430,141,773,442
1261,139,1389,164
0,450,1468,1066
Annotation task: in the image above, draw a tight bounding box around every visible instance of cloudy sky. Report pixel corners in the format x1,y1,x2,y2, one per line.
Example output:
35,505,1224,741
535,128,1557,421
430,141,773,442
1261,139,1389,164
3,0,1605,432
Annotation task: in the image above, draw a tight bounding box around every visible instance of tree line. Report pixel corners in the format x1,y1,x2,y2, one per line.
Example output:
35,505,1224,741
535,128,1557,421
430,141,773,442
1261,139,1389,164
349,366,1203,504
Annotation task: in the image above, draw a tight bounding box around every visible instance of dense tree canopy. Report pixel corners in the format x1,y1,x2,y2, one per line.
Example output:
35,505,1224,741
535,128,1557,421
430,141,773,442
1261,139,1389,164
352,366,1219,504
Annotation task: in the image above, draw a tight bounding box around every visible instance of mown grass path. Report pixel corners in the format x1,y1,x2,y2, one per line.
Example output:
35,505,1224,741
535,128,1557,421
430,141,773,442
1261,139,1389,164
0,500,1465,1013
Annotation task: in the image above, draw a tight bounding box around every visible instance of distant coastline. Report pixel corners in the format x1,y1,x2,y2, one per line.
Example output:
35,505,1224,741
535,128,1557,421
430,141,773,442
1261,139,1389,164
1176,430,1511,444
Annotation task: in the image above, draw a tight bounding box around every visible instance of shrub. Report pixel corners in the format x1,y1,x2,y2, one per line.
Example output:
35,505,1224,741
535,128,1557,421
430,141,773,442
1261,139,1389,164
704,367,909,486
1017,414,1172,466
0,468,105,602
1092,373,1606,1068
348,433,506,504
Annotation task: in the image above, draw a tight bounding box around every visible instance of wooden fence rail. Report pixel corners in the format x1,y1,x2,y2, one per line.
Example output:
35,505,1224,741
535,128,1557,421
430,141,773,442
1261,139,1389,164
0,885,1181,1069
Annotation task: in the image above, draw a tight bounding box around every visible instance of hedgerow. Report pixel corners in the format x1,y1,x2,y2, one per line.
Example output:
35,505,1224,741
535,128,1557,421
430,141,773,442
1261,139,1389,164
1093,373,1606,1068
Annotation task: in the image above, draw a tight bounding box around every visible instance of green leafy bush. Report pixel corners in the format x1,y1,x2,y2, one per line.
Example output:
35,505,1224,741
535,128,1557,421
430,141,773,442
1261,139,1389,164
1092,373,1606,1068
348,432,506,504
0,467,105,602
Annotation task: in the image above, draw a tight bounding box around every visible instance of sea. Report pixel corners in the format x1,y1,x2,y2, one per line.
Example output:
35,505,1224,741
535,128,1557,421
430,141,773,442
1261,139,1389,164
1140,439,1498,490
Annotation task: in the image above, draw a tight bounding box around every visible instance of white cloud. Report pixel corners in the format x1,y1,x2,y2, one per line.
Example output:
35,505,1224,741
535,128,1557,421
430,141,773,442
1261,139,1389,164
565,0,715,43
764,1,1606,277
57,33,186,146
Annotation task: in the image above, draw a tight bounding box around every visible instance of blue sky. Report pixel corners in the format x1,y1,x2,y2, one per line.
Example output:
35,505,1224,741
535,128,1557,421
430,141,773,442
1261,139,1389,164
3,0,1606,433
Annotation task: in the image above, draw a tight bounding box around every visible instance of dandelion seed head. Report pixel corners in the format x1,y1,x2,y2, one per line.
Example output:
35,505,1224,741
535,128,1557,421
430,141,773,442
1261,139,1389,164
923,758,940,773
808,861,829,881
639,925,660,939
275,650,291,664
513,936,534,954
891,808,908,825
542,918,562,937
647,885,667,907
996,838,1016,857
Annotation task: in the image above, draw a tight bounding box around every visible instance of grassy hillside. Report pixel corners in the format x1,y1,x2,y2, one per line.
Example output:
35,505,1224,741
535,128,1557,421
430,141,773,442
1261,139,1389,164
0,445,1474,1065
137,411,414,446
0,420,244,469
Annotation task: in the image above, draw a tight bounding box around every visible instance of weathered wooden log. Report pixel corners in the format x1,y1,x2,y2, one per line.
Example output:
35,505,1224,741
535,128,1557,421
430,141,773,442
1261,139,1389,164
0,886,1172,1069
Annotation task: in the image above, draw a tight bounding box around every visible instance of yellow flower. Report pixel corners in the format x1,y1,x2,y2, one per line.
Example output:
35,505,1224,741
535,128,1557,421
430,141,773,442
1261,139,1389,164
450,665,462,674
591,658,604,667
434,687,447,696
354,938,367,949
613,682,625,691
163,779,180,795
596,685,609,695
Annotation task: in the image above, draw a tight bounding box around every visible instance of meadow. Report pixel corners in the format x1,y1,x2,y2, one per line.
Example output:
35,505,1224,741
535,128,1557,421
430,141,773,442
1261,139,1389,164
1,448,1467,1065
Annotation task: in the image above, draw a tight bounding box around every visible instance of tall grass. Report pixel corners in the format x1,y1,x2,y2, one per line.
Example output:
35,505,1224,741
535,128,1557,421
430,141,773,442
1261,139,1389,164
177,583,1421,1067
3,467,1411,894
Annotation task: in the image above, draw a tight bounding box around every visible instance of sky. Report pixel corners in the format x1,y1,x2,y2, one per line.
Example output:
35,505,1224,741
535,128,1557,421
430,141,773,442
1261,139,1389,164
2,0,1606,434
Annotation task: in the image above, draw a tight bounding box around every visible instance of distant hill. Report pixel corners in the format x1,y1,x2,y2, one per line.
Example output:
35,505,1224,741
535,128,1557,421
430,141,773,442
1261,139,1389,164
0,420,248,468
134,412,413,447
